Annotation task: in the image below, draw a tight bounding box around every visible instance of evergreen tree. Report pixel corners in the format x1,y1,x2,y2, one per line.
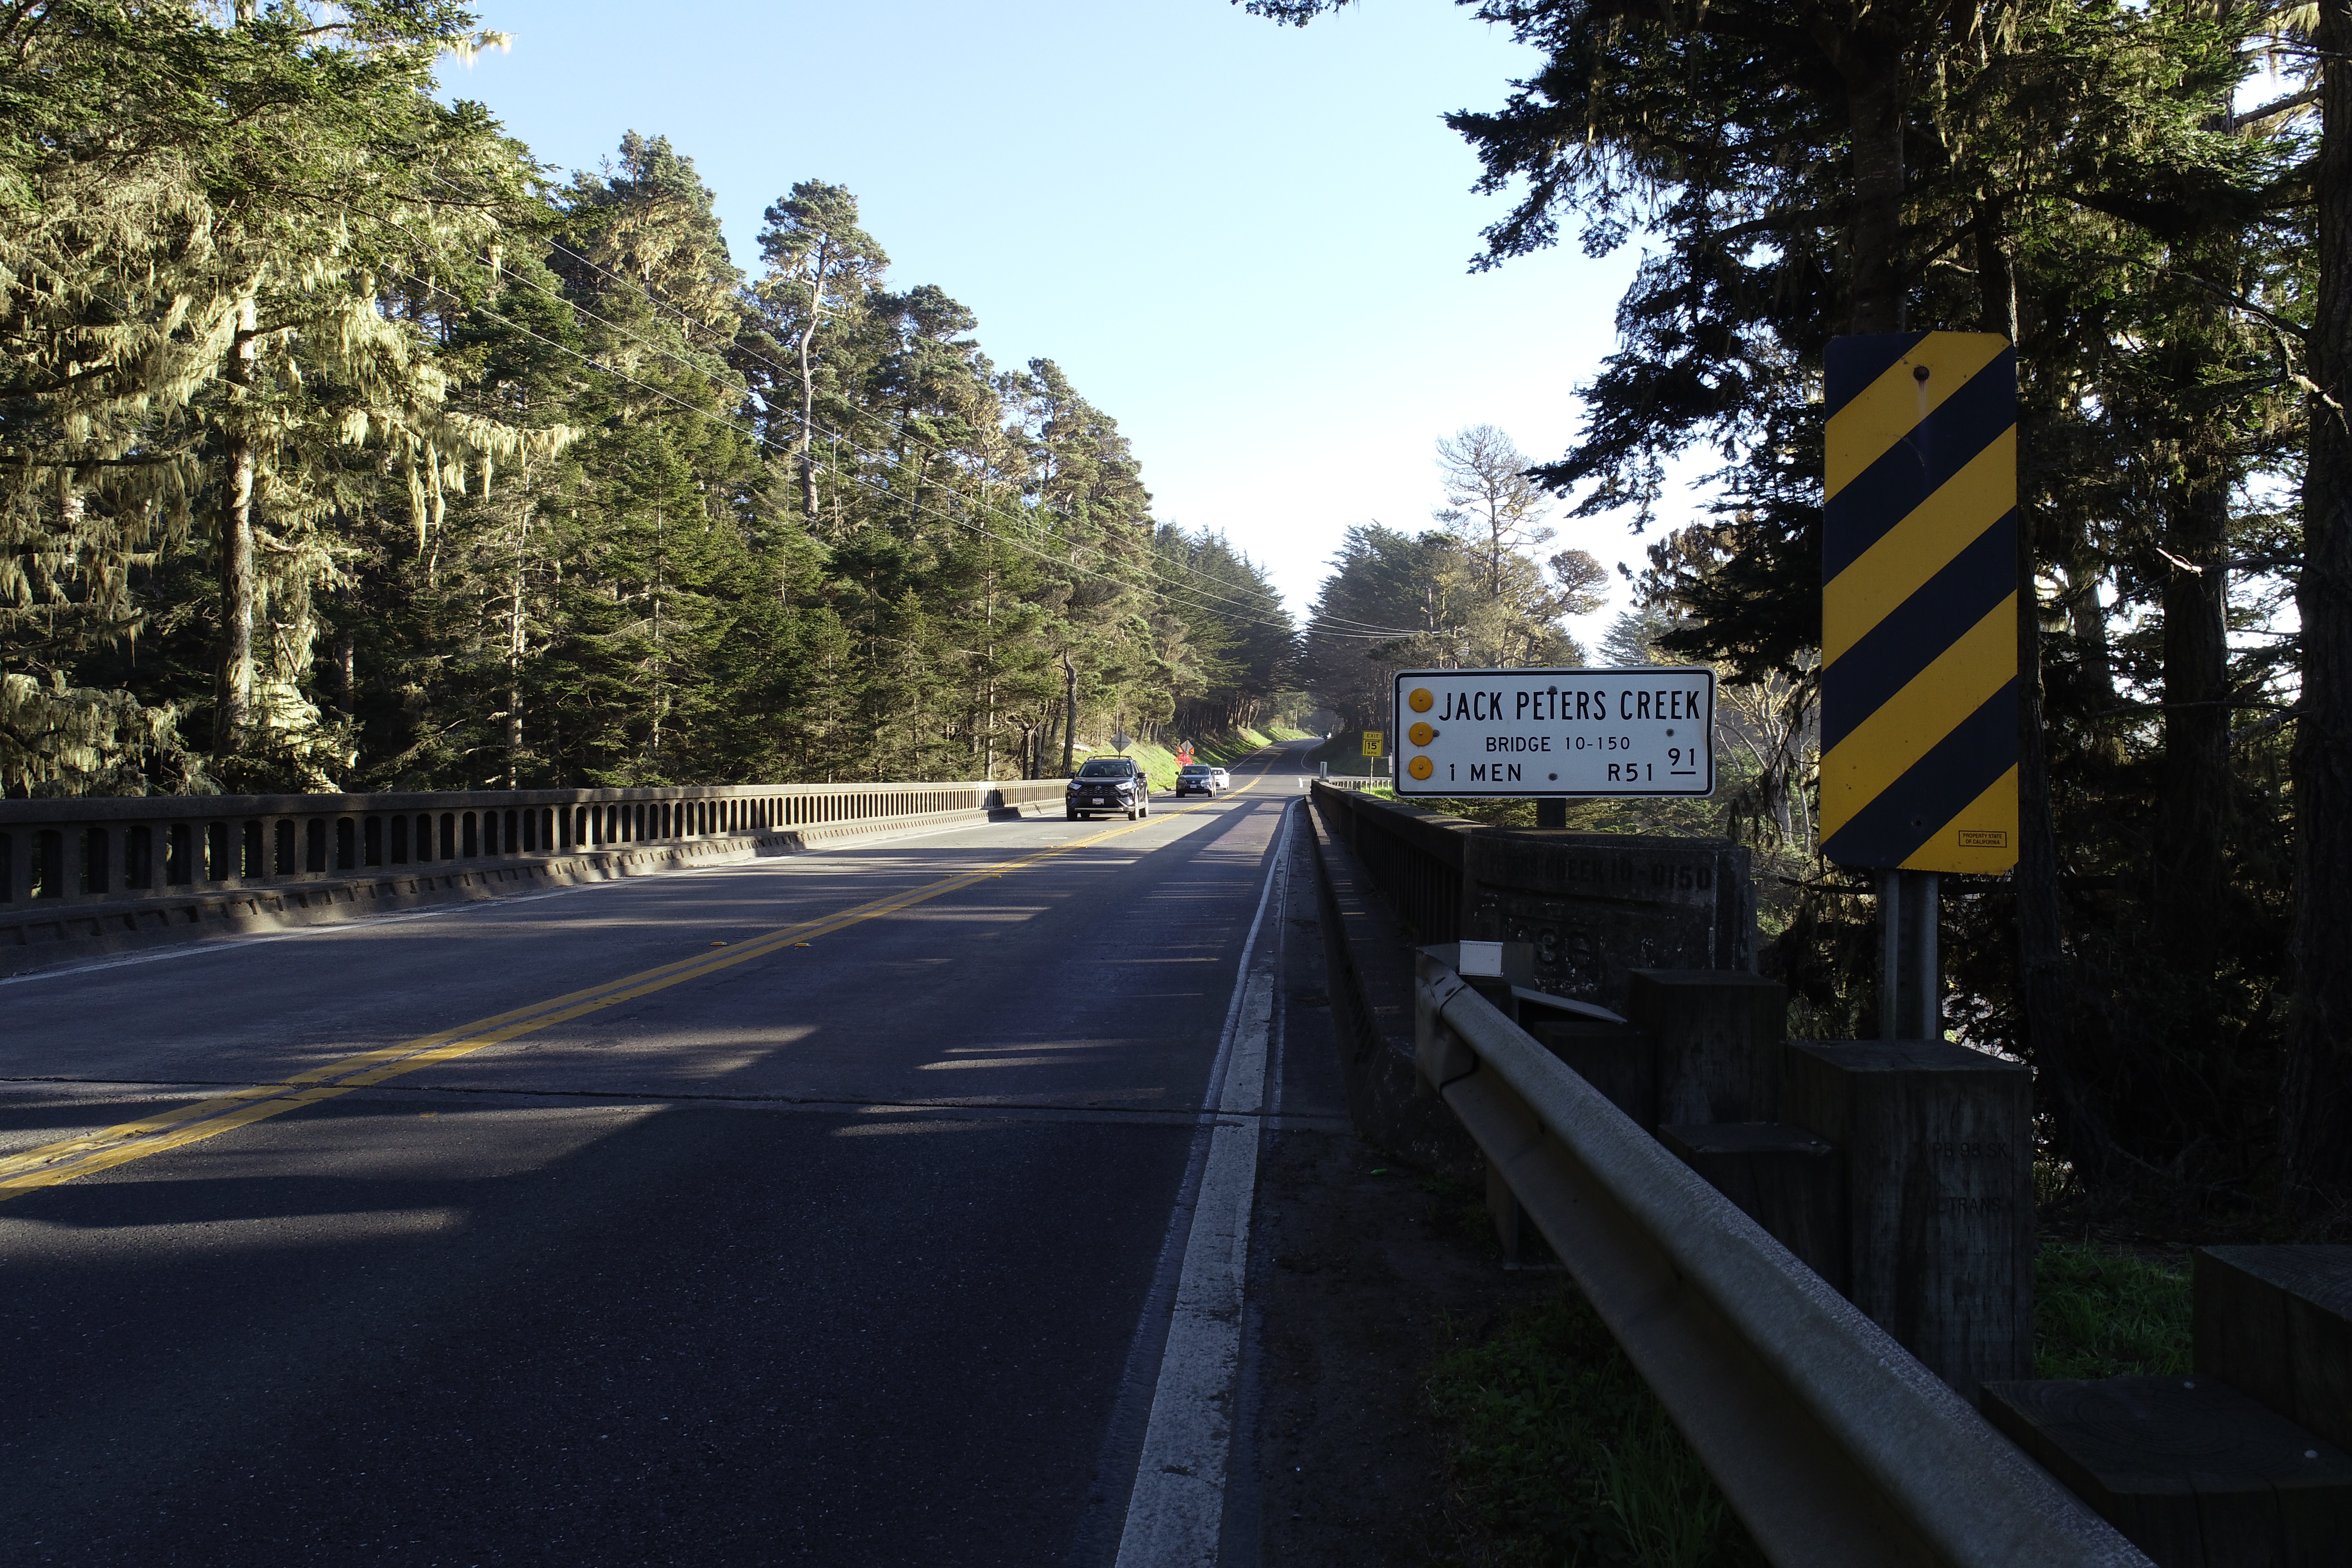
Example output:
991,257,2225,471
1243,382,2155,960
1248,0,2338,1202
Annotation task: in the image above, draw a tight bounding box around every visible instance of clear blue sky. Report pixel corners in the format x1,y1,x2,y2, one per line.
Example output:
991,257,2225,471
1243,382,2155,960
448,0,1674,640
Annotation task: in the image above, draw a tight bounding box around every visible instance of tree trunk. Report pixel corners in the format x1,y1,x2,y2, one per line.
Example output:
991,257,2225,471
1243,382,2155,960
795,270,826,526
983,566,997,780
2156,453,2233,974
2282,0,2352,1200
506,507,529,788
335,630,356,720
1060,652,1078,775
1978,204,2111,1174
214,293,259,761
1819,29,1906,334
2062,565,2117,706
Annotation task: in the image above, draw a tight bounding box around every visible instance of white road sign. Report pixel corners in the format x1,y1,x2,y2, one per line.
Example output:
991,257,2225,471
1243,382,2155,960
1392,667,1717,797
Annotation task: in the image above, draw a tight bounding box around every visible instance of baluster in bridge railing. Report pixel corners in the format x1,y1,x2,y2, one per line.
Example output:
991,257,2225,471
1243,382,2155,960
71,823,110,902
124,824,153,893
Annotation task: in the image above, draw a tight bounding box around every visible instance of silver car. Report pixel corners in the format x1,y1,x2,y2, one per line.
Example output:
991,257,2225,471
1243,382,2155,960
1173,763,1219,797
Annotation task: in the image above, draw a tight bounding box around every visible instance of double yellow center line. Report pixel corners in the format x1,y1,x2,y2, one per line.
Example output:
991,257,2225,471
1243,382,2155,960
0,776,1274,1201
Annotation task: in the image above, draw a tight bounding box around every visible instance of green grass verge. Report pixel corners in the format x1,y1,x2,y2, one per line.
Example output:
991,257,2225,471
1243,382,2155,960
1428,1289,1765,1568
1424,1240,2187,1564
2033,1240,2191,1379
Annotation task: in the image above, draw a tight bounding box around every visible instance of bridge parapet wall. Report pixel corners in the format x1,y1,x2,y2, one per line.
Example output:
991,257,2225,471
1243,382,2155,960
1307,782,1753,1009
0,778,1068,973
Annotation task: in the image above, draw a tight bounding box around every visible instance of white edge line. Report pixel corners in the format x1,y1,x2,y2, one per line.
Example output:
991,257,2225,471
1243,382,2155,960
1110,797,1291,1566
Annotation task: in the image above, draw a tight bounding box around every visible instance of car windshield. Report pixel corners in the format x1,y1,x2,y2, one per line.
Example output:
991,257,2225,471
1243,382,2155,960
1181,765,1213,775
1078,760,1133,778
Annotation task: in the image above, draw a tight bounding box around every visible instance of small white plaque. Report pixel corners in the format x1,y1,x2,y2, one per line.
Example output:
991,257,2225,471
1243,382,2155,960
1457,941,1504,978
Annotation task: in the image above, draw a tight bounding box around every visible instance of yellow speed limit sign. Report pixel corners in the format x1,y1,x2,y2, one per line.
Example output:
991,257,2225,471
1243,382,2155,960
1360,730,1384,757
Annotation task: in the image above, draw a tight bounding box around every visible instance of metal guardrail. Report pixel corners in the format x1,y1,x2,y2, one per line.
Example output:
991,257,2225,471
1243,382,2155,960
1413,957,2150,1567
0,778,1068,915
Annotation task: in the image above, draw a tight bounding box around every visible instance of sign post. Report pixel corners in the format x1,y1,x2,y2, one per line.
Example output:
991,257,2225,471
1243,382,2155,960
1389,667,1716,799
1821,331,2019,1041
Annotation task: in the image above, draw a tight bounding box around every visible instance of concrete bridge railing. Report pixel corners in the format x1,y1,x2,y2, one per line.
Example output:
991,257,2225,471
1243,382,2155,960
0,778,1069,972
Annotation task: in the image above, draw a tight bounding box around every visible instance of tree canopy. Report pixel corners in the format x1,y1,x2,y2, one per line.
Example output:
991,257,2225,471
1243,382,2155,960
1250,0,2351,1214
1,0,1300,801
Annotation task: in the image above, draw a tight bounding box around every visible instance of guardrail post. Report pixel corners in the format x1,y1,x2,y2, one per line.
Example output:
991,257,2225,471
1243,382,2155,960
1658,1122,1849,1293
1783,1040,2033,1400
1628,969,1788,1124
2192,1246,2352,1452
1523,1017,1658,1130
69,823,106,900
1411,949,1479,1092
1982,1246,2352,1566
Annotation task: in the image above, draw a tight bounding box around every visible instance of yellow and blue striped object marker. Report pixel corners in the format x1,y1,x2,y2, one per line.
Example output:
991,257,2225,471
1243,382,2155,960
1821,331,2019,873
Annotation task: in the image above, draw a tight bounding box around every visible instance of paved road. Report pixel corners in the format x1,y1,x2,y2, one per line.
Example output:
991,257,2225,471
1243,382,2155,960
0,742,1334,1566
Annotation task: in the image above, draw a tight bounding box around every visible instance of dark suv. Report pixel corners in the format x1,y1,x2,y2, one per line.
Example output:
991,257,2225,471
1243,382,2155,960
1067,757,1150,820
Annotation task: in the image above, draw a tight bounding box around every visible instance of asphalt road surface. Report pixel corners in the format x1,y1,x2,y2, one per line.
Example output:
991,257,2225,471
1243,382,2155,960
0,741,1334,1567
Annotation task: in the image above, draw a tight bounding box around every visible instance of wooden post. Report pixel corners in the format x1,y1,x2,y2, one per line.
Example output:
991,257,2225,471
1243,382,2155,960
2193,1246,2352,1453
1627,969,1787,1124
1657,1122,1847,1292
1525,1018,1657,1130
1978,1377,2352,1564
1784,1039,2032,1398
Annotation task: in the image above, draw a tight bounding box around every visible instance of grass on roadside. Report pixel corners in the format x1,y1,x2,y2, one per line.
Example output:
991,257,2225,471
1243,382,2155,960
1419,1231,2188,1565
1427,1288,1765,1568
2033,1239,2192,1379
